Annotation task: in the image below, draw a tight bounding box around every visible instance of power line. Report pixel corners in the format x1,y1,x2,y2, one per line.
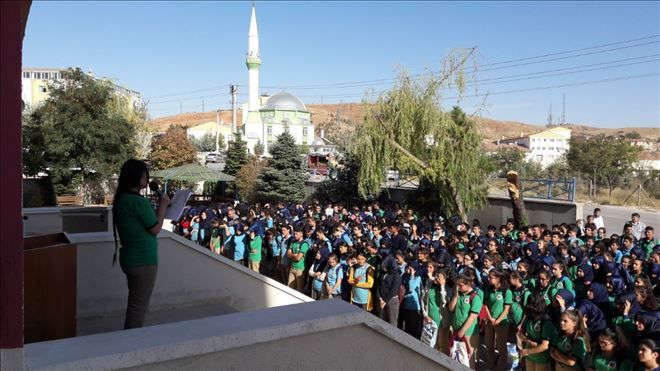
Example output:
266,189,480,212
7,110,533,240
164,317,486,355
479,34,659,67
441,73,659,101
248,36,659,90
142,35,658,99
146,53,658,105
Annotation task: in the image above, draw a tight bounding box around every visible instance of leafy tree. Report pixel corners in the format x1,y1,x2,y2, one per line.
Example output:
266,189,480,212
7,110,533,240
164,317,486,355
489,147,543,179
543,154,574,180
148,126,197,170
190,132,224,153
567,135,640,197
235,156,267,203
223,131,249,176
253,140,264,157
624,131,641,139
353,54,489,220
256,131,307,203
314,153,370,204
22,67,138,199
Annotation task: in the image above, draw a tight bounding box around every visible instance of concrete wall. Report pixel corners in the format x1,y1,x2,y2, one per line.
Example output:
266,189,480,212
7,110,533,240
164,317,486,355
22,208,62,236
70,231,311,320
23,207,112,236
468,196,581,228
25,300,467,371
385,188,580,227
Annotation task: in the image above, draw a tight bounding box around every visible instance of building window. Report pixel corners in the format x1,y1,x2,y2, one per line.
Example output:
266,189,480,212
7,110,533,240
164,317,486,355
267,126,272,135
39,86,47,93
267,140,273,148
23,72,30,78
302,127,308,136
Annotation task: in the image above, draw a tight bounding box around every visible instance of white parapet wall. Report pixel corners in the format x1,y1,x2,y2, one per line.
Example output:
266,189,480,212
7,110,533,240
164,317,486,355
70,231,311,321
25,299,468,371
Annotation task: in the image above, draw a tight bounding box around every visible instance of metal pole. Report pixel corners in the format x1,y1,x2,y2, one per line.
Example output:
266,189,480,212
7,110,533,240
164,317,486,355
215,110,220,154
230,84,237,135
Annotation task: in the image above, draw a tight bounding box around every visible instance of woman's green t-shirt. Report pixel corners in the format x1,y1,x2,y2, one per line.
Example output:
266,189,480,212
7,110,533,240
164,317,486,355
116,192,158,270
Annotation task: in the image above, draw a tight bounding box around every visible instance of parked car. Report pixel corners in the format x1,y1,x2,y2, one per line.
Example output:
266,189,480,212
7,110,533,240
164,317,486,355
205,152,222,164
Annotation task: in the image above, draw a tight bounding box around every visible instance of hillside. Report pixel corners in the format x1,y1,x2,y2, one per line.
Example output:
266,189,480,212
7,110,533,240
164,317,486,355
147,103,659,145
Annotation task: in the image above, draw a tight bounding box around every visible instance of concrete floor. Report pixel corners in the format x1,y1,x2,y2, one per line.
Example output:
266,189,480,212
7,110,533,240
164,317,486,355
77,301,238,336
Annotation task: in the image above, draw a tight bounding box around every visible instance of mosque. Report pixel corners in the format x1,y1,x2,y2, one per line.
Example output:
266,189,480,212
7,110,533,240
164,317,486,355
240,5,315,156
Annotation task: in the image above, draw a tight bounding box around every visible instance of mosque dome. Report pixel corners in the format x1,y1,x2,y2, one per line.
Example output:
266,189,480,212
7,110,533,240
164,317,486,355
311,138,325,146
262,92,307,111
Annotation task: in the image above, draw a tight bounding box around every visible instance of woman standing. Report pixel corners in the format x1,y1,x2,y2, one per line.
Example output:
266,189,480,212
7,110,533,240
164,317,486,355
113,159,169,329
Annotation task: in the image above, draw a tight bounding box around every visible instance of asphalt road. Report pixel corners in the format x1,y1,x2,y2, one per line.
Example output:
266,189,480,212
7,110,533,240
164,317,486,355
581,203,660,234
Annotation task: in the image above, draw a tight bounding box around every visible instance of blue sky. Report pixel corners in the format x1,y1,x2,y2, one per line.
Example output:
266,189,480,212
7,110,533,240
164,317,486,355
23,1,659,127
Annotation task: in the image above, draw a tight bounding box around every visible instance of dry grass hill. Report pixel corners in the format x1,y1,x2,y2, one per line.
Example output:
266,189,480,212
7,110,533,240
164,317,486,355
147,103,659,147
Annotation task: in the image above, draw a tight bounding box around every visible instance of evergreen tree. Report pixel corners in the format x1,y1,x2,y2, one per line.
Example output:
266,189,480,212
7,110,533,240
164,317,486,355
224,131,248,176
256,131,307,203
22,67,138,198
190,132,224,152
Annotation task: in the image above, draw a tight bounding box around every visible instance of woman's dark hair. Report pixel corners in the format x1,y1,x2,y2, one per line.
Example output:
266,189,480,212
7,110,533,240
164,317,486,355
639,338,660,354
524,292,548,320
112,159,149,264
489,267,511,290
598,327,629,360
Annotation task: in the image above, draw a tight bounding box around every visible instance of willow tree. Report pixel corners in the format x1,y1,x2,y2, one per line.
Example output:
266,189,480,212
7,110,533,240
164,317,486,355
353,50,489,220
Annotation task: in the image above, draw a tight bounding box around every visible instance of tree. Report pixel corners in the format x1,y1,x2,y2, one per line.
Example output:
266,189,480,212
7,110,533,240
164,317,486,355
314,153,369,204
148,126,197,170
256,131,307,203
253,140,264,157
190,132,223,153
22,67,138,199
235,156,267,203
567,135,641,197
489,147,543,179
224,131,249,176
353,53,489,220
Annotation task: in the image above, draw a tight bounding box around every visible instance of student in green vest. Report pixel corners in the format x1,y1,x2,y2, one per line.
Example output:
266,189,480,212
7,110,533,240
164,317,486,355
448,273,483,369
551,308,591,371
287,226,310,292
590,327,633,371
517,292,556,371
509,271,531,333
113,159,170,329
484,268,513,370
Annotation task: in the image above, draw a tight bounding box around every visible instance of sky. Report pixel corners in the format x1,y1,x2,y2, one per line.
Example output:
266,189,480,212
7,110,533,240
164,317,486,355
23,1,660,128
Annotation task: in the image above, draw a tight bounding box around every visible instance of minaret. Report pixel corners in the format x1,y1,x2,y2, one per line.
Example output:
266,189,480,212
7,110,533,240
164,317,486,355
246,3,261,112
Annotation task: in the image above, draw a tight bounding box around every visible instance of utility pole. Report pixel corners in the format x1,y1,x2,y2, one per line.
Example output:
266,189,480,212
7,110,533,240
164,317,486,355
216,110,220,154
230,84,237,135
547,103,553,126
561,93,566,124
202,99,205,113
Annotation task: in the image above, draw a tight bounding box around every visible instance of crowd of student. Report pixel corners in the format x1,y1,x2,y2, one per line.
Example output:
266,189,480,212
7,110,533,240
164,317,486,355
172,201,660,371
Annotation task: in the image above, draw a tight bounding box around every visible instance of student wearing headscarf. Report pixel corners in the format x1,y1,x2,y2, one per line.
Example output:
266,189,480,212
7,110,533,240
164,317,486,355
575,264,594,301
612,293,641,339
636,312,660,342
576,299,607,340
587,282,610,317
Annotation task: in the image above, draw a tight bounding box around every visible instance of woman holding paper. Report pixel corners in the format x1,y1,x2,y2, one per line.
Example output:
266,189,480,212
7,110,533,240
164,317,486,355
112,159,170,329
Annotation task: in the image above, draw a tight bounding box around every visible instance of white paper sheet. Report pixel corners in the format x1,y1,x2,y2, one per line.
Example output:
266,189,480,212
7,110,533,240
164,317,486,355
164,189,192,221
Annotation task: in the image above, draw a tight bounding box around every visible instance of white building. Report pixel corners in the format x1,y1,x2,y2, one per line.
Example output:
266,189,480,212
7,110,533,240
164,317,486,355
240,4,315,155
496,126,572,168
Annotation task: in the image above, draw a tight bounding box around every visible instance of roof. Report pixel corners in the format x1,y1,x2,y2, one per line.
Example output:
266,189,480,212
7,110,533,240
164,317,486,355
483,142,531,153
261,92,307,112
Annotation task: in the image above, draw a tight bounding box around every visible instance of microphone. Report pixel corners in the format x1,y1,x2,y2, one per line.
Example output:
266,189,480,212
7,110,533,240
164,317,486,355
149,181,162,197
